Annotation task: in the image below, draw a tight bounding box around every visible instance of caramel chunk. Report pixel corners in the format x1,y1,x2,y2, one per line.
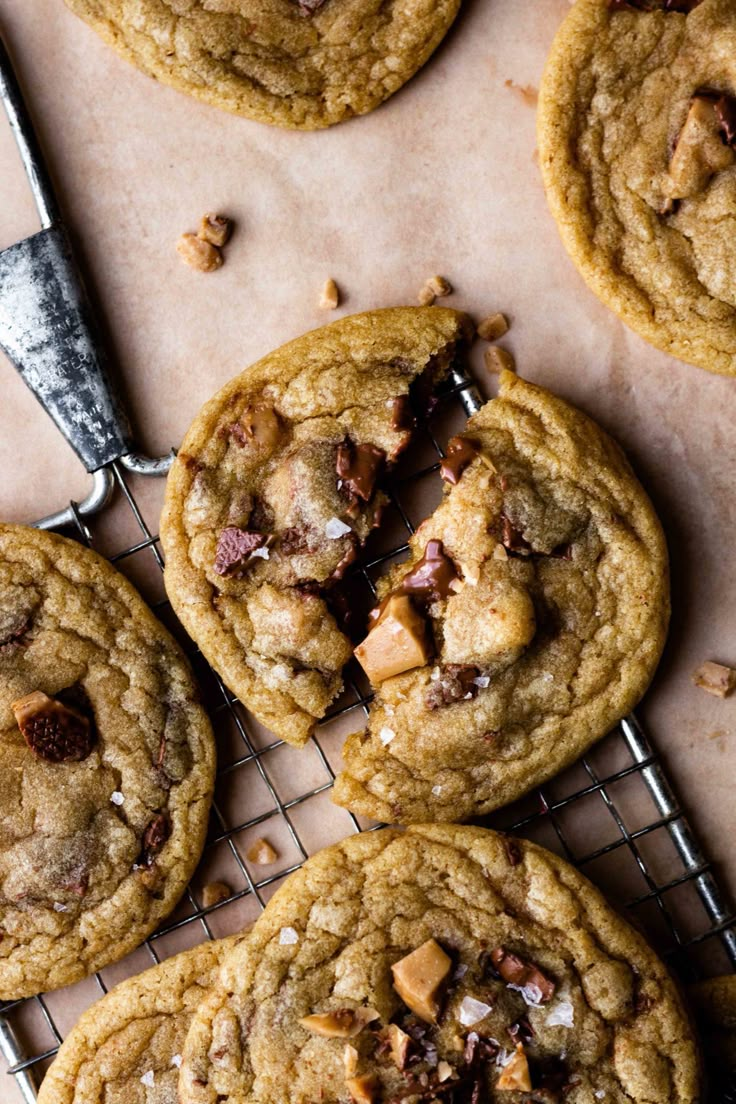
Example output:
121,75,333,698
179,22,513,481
319,277,340,310
496,1044,532,1092
355,595,431,684
386,1023,412,1070
201,881,231,908
300,1006,379,1038
176,233,223,273
246,838,279,865
693,660,736,699
491,948,556,1004
198,214,232,248
346,1075,378,1104
484,346,516,375
214,528,269,576
391,939,452,1023
12,691,94,763
477,313,509,342
667,95,735,200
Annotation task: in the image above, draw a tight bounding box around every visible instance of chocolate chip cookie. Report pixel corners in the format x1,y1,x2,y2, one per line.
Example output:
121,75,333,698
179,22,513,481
0,524,215,999
37,936,245,1104
160,307,473,748
334,368,669,824
538,0,736,376
64,0,462,130
178,826,700,1104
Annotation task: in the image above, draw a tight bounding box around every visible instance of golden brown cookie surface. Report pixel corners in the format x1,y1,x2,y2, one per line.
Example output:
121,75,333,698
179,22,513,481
160,307,473,748
0,524,215,999
334,370,669,823
538,0,736,375
65,0,462,129
179,826,700,1104
37,937,245,1104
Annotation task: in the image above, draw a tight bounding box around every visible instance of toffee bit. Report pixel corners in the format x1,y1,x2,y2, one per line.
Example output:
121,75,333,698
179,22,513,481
246,837,279,865
201,881,231,908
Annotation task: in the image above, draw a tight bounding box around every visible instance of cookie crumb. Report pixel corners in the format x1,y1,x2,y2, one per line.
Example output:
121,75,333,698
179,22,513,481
176,233,223,273
693,661,736,698
418,283,437,306
320,277,340,310
427,275,453,298
484,346,516,375
247,838,279,865
198,213,232,248
477,313,509,342
201,881,232,908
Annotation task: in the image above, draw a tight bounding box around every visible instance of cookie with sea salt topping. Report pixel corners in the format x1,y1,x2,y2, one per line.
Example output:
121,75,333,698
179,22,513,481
37,936,245,1104
0,523,215,999
178,826,700,1104
64,0,462,130
333,369,669,823
160,307,473,749
537,0,736,375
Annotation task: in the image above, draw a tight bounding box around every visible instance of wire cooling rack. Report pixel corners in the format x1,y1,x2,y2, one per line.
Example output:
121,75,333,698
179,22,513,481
1,370,736,1103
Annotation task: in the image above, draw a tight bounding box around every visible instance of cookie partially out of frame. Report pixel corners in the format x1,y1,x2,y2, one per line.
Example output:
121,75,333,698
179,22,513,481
65,0,462,130
0,524,215,999
37,937,245,1104
688,974,736,1088
333,369,669,823
160,307,473,749
179,826,700,1104
538,0,736,376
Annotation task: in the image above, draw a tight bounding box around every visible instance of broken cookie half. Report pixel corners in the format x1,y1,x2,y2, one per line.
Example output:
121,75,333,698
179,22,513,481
333,369,669,822
161,307,473,748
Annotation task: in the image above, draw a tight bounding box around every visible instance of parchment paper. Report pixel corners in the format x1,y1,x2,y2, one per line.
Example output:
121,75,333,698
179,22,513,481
0,0,735,1097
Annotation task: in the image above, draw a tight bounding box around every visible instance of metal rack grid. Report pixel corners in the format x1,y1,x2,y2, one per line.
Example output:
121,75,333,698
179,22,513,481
1,370,736,1103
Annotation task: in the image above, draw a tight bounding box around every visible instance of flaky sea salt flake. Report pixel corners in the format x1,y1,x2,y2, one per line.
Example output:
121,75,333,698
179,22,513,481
458,996,493,1026
110,790,124,806
279,926,299,945
379,727,396,746
140,1070,155,1088
325,517,352,540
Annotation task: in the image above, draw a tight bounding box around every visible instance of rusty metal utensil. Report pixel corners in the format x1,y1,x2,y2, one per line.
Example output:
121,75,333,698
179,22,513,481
0,26,172,537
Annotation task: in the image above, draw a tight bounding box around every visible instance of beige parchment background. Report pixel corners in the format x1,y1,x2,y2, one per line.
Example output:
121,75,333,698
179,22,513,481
0,0,734,1097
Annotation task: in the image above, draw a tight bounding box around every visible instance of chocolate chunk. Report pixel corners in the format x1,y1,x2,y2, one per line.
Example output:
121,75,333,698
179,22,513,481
491,948,556,1004
214,527,268,576
11,691,95,763
440,437,480,485
336,440,386,504
508,1016,535,1046
502,835,522,867
280,527,316,555
714,94,736,148
327,535,359,583
297,0,327,11
140,812,171,867
425,665,480,710
391,395,416,433
0,618,30,652
500,515,532,556
399,540,459,603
